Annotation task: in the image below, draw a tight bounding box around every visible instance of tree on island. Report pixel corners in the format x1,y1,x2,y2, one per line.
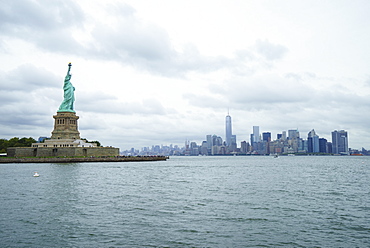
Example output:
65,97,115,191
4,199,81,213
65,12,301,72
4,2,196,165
90,140,101,147
0,137,36,153
81,138,101,147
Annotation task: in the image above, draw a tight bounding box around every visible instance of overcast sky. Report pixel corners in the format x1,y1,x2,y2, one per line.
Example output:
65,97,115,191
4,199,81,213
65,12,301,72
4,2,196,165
1,0,370,150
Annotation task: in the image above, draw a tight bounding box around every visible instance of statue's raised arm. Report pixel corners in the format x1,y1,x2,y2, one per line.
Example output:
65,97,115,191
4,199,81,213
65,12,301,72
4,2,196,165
66,62,72,80
58,62,76,113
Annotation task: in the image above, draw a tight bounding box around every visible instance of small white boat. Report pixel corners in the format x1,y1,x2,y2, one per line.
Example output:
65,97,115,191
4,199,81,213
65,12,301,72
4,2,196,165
33,172,40,177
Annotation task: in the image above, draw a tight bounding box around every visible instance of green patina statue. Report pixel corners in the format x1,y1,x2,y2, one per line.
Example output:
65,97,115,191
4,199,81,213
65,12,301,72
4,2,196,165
58,63,75,113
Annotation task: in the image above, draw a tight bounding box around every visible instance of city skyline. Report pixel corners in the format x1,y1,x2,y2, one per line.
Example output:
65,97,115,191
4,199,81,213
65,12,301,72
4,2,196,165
1,1,370,150
122,111,354,156
122,127,359,156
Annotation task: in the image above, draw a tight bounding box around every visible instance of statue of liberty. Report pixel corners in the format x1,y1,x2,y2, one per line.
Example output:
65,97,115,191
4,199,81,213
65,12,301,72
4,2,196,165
58,63,75,112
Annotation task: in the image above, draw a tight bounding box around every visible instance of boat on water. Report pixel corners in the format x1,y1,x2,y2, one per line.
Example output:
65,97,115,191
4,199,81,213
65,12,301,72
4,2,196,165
33,172,40,177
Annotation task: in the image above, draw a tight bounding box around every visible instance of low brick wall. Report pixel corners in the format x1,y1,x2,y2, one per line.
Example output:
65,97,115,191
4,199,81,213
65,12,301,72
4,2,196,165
7,147,120,157
0,156,168,163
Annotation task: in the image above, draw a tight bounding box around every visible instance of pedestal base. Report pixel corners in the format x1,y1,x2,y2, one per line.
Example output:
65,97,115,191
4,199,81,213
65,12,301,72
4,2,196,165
51,112,80,140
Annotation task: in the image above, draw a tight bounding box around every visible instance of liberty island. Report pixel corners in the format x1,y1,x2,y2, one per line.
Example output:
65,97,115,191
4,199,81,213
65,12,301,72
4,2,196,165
4,63,167,162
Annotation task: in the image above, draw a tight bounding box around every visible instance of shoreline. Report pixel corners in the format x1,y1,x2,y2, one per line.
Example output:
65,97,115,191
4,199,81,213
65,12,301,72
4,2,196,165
0,156,169,164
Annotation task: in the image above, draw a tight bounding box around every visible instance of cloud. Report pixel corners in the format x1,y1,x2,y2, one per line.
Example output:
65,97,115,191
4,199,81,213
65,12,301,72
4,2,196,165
80,97,170,116
0,64,59,91
89,19,173,66
0,64,62,137
182,92,228,109
0,64,61,118
0,1,289,78
0,0,83,31
184,73,314,111
365,76,370,87
89,23,246,76
255,39,288,61
0,0,85,52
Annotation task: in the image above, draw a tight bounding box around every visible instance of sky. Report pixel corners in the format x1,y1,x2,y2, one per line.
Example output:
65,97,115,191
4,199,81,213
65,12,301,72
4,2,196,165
1,0,370,151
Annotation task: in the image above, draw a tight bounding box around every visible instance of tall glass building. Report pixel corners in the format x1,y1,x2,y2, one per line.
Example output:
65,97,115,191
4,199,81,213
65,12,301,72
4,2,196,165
253,126,260,143
225,113,232,146
332,130,348,155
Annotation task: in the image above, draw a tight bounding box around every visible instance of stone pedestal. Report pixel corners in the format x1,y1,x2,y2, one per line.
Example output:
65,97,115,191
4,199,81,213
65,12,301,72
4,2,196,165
51,112,80,140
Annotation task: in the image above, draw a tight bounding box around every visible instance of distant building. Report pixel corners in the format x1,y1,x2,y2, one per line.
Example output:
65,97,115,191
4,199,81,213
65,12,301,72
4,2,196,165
230,134,237,152
288,129,299,140
332,130,348,155
206,135,212,154
225,112,232,146
298,139,307,153
250,134,254,146
190,142,199,155
212,135,223,147
327,142,332,154
38,137,48,143
319,138,328,153
240,141,249,154
262,132,271,142
281,131,287,141
200,141,208,155
253,126,260,143
307,129,319,153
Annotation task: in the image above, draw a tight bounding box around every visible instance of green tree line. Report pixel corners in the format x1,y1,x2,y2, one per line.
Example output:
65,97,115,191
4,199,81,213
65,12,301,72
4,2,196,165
0,137,36,153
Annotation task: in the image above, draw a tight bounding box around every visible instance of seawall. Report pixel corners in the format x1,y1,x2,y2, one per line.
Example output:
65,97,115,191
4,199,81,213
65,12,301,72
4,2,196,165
0,156,168,164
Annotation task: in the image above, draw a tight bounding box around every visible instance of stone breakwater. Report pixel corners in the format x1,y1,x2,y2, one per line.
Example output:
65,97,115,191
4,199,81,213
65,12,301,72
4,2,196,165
0,156,168,163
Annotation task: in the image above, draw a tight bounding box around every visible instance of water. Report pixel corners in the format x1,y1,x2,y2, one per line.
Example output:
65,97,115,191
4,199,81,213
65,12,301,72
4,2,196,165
0,156,369,247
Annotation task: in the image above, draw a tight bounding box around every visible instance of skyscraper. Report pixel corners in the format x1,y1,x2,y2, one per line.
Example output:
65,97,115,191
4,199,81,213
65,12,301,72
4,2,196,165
332,130,348,155
288,129,300,140
307,129,319,153
225,112,232,146
288,129,300,153
262,132,271,142
230,134,237,151
206,134,212,154
319,138,328,153
253,126,260,143
282,131,287,140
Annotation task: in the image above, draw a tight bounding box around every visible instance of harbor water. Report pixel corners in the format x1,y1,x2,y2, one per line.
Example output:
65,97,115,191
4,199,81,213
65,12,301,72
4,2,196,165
0,156,369,247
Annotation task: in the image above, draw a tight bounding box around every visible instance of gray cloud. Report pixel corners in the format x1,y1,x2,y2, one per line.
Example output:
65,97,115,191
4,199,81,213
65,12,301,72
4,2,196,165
0,0,84,53
0,1,287,78
0,64,61,138
89,24,242,76
0,64,59,91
